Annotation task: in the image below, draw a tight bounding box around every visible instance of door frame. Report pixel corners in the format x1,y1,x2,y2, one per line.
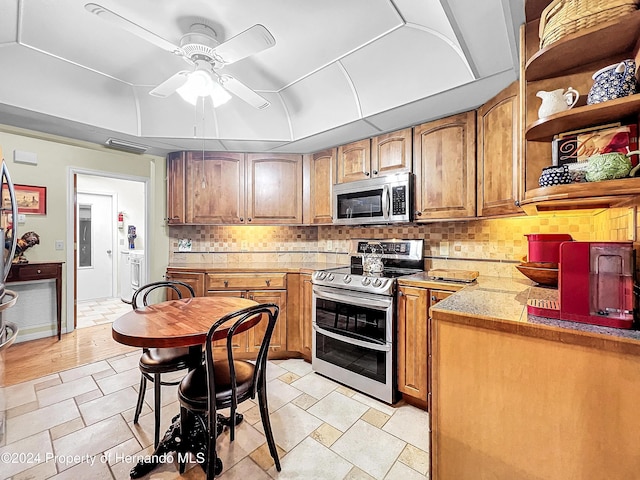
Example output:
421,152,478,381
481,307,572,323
76,190,118,301
66,167,149,333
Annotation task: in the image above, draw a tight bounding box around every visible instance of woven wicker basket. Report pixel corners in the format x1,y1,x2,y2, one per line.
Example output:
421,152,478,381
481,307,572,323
539,0,638,49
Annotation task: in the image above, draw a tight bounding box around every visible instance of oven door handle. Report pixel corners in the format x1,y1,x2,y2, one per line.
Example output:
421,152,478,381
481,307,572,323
313,324,391,352
313,286,393,309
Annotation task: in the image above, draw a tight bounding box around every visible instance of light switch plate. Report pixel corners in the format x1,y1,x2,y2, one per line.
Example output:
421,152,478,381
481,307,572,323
55,240,64,250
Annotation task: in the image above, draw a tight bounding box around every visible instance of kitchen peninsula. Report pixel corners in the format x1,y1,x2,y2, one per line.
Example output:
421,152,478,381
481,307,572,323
429,277,640,479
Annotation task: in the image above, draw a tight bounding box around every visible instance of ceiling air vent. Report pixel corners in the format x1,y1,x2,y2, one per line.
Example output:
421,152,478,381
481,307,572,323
105,138,148,154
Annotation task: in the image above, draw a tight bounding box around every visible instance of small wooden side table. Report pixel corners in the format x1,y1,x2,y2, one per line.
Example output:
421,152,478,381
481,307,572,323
6,262,64,340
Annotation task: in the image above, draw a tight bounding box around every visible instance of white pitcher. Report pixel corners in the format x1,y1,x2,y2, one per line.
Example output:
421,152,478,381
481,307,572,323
536,87,580,118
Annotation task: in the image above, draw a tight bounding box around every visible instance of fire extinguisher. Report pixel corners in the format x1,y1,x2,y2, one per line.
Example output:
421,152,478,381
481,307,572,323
118,211,124,230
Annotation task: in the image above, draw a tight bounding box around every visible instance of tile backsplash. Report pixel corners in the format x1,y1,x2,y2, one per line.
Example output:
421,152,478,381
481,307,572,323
169,205,638,278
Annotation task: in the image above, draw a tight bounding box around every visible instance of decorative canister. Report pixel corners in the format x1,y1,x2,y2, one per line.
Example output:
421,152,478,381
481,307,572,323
587,60,637,105
538,164,571,187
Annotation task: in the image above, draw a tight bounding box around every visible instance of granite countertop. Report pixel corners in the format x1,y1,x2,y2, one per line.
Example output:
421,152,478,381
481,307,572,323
429,275,640,353
167,262,348,274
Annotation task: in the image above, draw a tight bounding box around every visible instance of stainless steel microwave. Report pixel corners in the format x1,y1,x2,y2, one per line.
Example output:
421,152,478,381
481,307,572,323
333,172,414,225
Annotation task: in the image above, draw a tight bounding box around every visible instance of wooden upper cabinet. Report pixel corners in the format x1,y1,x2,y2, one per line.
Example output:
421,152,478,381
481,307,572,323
246,153,303,224
304,149,335,224
413,111,477,220
167,152,186,224
186,152,245,224
371,128,412,177
336,139,371,183
477,81,522,217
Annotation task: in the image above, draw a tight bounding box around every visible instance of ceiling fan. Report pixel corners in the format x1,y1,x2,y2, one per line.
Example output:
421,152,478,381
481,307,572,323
84,3,275,109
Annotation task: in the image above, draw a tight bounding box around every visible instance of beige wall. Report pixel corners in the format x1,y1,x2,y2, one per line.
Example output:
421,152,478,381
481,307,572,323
0,125,169,331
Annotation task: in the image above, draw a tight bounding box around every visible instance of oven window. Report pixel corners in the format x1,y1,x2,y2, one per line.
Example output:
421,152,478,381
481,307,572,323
315,297,387,344
336,189,383,219
315,332,386,384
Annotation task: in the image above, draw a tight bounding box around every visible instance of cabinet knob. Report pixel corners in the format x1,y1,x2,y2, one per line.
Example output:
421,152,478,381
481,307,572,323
37,269,41,274
248,218,252,222
372,170,378,175
514,200,521,207
398,291,403,296
431,295,437,302
365,171,370,176
224,280,229,287
414,211,422,216
239,217,244,222
266,279,271,287
249,294,254,300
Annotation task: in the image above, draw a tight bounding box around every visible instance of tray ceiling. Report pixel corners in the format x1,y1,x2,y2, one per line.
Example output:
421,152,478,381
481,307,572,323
0,0,524,155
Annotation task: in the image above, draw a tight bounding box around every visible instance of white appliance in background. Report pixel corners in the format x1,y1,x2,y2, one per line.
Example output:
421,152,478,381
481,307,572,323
129,250,146,300
119,251,132,303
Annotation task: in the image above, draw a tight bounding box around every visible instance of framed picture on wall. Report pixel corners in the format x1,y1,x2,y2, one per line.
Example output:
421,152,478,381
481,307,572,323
2,184,47,214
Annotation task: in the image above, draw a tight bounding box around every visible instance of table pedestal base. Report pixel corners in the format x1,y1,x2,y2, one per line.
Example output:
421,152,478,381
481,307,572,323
129,413,243,478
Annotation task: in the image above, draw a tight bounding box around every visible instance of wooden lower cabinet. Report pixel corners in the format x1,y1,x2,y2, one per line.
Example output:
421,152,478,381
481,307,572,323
430,314,640,479
300,274,313,360
397,286,429,401
397,285,453,406
165,270,205,298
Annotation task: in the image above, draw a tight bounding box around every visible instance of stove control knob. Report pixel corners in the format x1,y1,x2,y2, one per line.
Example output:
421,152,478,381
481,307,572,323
327,273,335,281
343,275,352,284
316,272,327,280
361,277,371,286
372,278,383,287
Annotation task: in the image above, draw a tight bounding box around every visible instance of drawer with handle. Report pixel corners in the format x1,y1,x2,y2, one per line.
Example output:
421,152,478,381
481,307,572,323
207,273,287,291
7,263,61,282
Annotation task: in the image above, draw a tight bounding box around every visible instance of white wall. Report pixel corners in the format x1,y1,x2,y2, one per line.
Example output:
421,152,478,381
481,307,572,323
0,125,169,333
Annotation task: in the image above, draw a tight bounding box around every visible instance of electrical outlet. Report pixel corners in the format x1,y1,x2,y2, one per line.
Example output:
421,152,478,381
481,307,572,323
241,241,248,251
18,214,26,224
326,240,333,251
55,240,64,251
440,241,450,256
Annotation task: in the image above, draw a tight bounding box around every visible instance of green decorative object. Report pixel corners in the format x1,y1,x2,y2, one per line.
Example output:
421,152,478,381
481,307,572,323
585,153,632,182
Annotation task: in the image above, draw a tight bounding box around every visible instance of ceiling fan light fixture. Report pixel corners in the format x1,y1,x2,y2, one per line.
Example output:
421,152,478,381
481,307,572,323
177,62,231,107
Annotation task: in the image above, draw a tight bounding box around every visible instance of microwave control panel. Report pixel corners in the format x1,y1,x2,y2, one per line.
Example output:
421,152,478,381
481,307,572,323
391,186,406,215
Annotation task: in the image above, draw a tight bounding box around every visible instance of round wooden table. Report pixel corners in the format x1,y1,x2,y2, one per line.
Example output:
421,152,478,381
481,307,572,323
111,295,259,478
112,296,259,348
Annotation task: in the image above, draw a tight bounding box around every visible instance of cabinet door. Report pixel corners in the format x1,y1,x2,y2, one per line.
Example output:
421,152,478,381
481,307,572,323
413,112,477,220
305,149,335,224
371,128,412,177
206,290,249,353
477,81,522,217
165,271,205,298
397,286,428,400
301,273,313,360
167,152,186,224
336,139,372,183
185,152,245,224
246,154,303,224
247,290,287,352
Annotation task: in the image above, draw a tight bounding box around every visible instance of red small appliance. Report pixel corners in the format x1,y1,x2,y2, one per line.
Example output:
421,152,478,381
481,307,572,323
527,241,636,329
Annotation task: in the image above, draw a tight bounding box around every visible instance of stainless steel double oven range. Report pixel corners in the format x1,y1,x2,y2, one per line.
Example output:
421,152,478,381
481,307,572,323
311,239,423,404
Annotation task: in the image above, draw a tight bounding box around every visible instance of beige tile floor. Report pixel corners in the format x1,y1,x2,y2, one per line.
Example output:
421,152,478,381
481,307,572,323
76,298,132,329
1,356,430,480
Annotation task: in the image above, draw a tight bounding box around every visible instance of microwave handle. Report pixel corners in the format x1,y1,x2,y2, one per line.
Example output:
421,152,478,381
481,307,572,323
382,184,390,219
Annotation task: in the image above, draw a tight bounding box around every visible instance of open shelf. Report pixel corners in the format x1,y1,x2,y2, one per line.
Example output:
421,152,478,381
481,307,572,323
521,177,640,214
525,95,640,141
525,11,640,81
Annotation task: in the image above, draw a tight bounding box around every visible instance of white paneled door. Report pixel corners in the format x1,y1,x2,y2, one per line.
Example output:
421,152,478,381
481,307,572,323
77,192,115,301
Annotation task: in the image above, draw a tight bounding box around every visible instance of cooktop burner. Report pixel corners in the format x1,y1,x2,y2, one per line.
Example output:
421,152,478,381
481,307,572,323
312,239,424,295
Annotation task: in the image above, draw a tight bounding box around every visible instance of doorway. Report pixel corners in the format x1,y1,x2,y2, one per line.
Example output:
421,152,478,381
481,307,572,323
77,192,116,301
67,169,148,332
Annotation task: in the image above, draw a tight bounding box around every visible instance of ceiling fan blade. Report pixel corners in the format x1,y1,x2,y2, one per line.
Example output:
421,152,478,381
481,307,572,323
84,3,184,56
150,71,190,97
218,75,270,109
212,24,275,65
